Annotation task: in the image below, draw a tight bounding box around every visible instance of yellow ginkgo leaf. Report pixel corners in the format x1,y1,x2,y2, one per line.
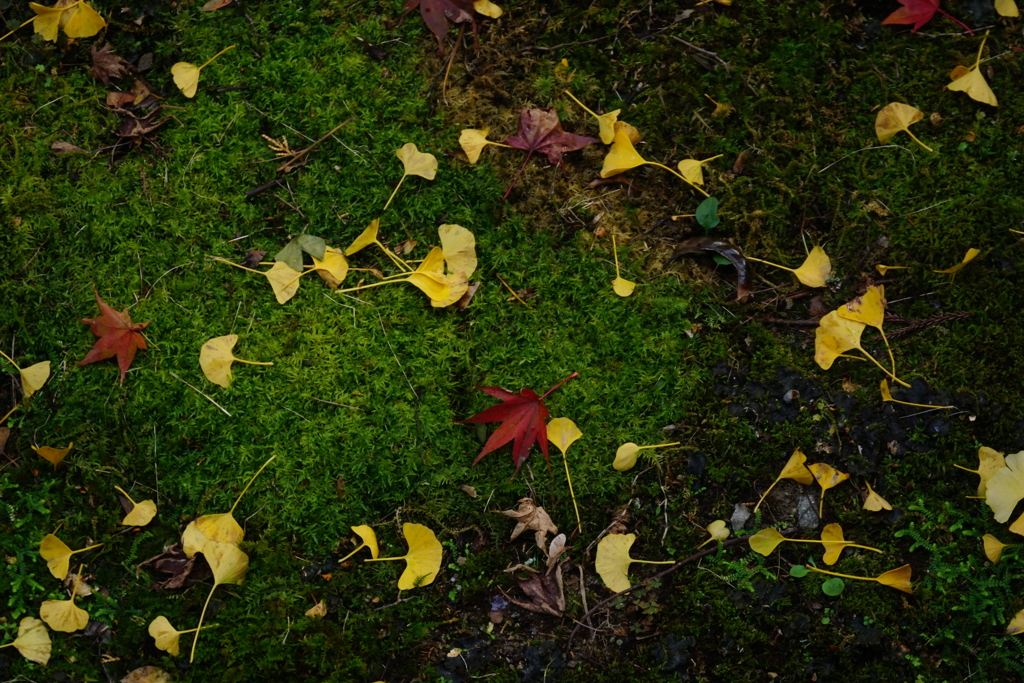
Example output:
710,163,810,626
610,234,635,298
806,564,913,593
564,90,621,145
996,0,1019,16
612,441,679,472
676,155,723,186
983,534,1012,564
171,46,236,99
863,481,892,511
28,3,64,41
1006,609,1024,635
148,616,214,657
407,270,453,303
754,447,814,512
61,0,105,37
473,0,502,18
339,525,380,563
749,246,832,288
190,540,249,662
840,285,895,379
305,599,328,619
346,219,381,256
595,533,674,593
880,379,954,410
986,451,1024,523
39,533,102,581
199,334,273,388
182,455,276,557
114,486,157,527
697,520,730,548
312,248,349,289
814,310,865,370
32,442,73,467
438,224,477,279
613,120,641,144
748,528,787,556
875,264,907,276
934,248,981,281
819,523,882,565
955,446,1006,497
0,616,51,665
547,417,584,531
39,570,89,633
948,33,997,106
0,350,52,400
459,128,511,163
383,143,438,212
431,270,469,309
599,124,708,196
808,462,849,517
363,523,443,590
874,102,933,152
265,261,302,304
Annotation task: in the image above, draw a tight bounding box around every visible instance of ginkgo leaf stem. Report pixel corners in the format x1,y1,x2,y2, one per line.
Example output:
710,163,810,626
495,273,533,309
936,9,974,37
0,349,18,368
178,624,218,635
114,485,137,507
539,372,580,401
228,454,277,515
337,543,368,564
700,154,724,164
70,543,104,555
744,256,795,272
753,477,782,513
637,442,681,450
671,214,696,220
804,566,878,582
562,452,582,532
856,347,910,387
190,584,219,662
212,257,264,274
382,175,406,212
363,556,405,562
888,398,954,409
611,234,623,277
0,16,38,43
900,128,934,153
632,559,676,565
563,90,600,119
333,279,407,295
879,329,897,379
198,45,236,71
233,358,274,366
503,149,535,201
953,464,980,474
972,32,989,69
647,162,711,197
842,543,884,553
377,242,413,272
0,403,18,426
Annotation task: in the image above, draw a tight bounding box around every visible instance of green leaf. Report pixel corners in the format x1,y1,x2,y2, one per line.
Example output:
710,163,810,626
274,240,304,272
696,197,720,231
296,234,326,260
790,564,809,578
821,577,845,596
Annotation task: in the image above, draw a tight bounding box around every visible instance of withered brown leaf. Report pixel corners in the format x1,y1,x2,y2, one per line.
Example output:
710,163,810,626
91,44,130,87
496,498,558,550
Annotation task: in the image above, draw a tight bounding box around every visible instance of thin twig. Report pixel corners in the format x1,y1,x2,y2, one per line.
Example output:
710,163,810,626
817,145,914,174
669,36,729,70
309,396,365,411
169,372,231,417
377,311,418,399
495,274,533,309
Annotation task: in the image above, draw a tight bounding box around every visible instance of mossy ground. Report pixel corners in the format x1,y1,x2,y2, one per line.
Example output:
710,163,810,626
2,0,1024,680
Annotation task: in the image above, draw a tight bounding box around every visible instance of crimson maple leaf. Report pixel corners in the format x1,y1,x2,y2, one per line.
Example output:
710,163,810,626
459,372,578,475
78,289,150,384
882,0,972,34
502,108,598,200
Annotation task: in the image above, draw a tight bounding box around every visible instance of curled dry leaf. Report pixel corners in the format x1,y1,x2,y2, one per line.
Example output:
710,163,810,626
120,665,172,683
496,498,559,550
665,236,751,302
91,43,129,87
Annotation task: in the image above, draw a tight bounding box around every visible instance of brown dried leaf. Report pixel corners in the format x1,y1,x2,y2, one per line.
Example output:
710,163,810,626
505,560,566,616
241,250,267,269
457,281,481,311
105,91,137,108
91,44,130,87
51,141,87,154
496,498,558,550
459,484,478,498
137,543,211,590
201,0,234,10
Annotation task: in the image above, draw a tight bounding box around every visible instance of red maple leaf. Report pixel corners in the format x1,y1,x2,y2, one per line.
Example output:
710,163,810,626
401,0,476,53
882,0,972,34
459,372,578,475
501,108,598,200
78,289,150,384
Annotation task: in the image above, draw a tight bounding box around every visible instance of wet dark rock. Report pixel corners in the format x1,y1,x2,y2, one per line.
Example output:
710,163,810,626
437,636,492,683
521,640,563,683
783,613,812,638
687,452,707,477
652,634,695,676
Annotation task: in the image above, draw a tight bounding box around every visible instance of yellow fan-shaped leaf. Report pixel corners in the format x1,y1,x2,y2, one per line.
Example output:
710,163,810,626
697,520,730,548
265,261,302,304
838,285,885,330
1007,609,1024,635
195,513,244,549
431,270,469,308
346,219,380,256
61,1,105,37
396,143,437,180
312,248,349,289
32,442,73,467
600,125,648,178
676,156,721,186
593,110,622,145
547,417,583,455
114,486,157,527
949,63,997,106
983,534,1010,564
875,564,913,594
473,0,502,18
352,525,379,560
148,616,187,657
791,246,832,287
19,361,50,399
934,248,981,279
974,447,1007,497
181,520,209,558
39,596,88,633
996,0,1019,16
39,533,100,581
29,3,64,42
305,600,327,619
749,528,786,557
987,451,1024,523
365,523,443,590
171,62,201,99
199,334,271,388
820,523,848,565
814,311,866,370
5,616,51,665
779,447,814,485
595,533,636,592
613,442,641,471
809,463,849,493
874,102,932,151
406,271,452,303
613,277,636,297
438,224,477,279
863,482,892,511
459,129,494,164
202,540,249,585
613,120,641,144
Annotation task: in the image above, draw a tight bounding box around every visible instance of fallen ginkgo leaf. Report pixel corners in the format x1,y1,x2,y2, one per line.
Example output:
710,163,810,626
676,155,723,186
863,481,892,511
874,102,933,152
563,90,620,144
363,523,443,590
839,285,896,377
754,447,814,512
345,219,412,272
934,248,981,281
985,450,1024,524
613,440,680,472
39,570,89,633
212,258,303,304
172,45,236,99
595,533,674,593
820,523,882,565
1006,608,1024,635
0,350,50,400
439,224,478,280
199,334,273,388
32,442,73,468
875,264,908,276
698,520,730,548
808,462,850,518
190,540,249,662
996,0,1019,16
814,310,908,386
39,533,102,581
983,534,1014,564
459,128,511,164
746,246,831,288
383,143,437,212
547,417,584,530
339,525,380,563
610,234,635,297
880,378,954,410
948,33,997,107
0,616,51,665
114,486,157,527
954,446,1005,496
182,455,276,557
599,124,708,196
804,564,914,594
148,616,215,657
